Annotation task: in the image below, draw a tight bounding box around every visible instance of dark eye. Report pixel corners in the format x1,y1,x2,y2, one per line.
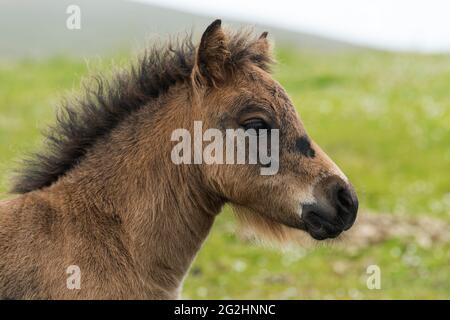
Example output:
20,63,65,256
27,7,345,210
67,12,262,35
242,118,270,132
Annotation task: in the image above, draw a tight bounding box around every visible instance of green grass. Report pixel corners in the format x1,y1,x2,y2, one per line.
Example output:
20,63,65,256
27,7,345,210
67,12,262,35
0,49,449,299
185,209,449,299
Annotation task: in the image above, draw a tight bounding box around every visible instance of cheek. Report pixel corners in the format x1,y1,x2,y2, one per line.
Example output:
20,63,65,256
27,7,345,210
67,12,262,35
240,175,311,224
203,163,256,199
278,149,314,178
276,151,323,203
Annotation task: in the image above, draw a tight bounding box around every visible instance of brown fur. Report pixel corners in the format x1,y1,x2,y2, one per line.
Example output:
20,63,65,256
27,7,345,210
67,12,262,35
0,20,352,299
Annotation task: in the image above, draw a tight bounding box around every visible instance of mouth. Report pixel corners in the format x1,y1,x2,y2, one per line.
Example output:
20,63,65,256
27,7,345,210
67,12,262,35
294,175,359,241
299,202,357,240
233,203,356,243
301,211,345,240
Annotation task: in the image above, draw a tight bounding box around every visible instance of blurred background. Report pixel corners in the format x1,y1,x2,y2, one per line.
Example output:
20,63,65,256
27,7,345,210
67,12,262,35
0,0,449,299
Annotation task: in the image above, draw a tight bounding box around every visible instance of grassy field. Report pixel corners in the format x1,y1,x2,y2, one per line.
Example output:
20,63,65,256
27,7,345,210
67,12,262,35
0,48,449,299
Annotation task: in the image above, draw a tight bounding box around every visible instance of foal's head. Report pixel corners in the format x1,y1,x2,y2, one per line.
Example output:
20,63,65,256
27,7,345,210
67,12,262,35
188,20,358,241
12,19,358,242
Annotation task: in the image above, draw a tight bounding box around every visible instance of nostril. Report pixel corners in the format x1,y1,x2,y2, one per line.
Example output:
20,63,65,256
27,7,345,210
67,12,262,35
337,187,352,210
335,185,358,230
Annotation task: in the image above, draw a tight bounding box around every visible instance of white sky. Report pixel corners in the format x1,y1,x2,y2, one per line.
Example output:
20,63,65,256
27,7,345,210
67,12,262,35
134,0,450,52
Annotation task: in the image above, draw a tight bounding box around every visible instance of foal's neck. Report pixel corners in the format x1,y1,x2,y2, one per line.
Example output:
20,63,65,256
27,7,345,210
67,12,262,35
56,93,224,298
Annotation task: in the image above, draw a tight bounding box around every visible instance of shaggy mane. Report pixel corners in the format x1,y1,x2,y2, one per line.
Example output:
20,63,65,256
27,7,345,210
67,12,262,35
11,29,273,194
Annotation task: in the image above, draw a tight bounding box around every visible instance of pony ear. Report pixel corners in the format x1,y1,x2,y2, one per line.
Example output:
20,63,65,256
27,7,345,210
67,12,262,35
255,31,271,57
193,19,230,86
249,31,273,71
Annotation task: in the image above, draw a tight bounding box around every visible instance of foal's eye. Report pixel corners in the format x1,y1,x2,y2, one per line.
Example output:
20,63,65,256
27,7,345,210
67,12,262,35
242,118,270,132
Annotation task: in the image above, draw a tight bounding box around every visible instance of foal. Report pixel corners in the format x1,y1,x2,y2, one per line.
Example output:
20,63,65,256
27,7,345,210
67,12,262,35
0,20,358,299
